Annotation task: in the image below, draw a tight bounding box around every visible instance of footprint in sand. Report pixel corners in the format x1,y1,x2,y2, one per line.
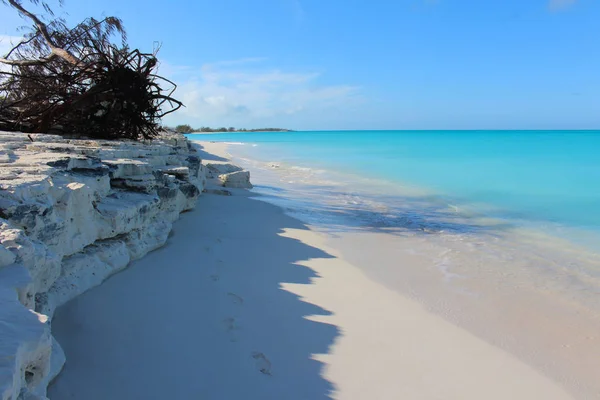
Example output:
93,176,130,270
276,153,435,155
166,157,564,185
251,352,272,376
222,317,237,332
227,292,244,305
221,317,239,342
209,260,225,282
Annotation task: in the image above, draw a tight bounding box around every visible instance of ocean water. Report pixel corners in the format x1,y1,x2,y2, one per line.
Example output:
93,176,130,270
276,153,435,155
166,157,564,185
189,130,600,232
188,129,600,311
187,130,600,396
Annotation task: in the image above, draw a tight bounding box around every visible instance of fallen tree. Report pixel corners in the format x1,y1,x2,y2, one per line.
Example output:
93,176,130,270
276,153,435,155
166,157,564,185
0,0,183,140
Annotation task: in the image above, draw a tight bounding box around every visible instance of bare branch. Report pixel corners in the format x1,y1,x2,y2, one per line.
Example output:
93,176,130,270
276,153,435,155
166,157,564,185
1,1,183,140
6,0,80,65
0,54,55,65
2,34,36,59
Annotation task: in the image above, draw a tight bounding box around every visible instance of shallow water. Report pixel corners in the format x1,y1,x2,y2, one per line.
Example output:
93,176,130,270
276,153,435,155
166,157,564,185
188,131,600,235
191,132,600,309
188,131,600,249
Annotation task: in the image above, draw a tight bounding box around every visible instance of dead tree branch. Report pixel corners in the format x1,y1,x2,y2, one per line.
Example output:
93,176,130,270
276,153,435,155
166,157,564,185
0,0,183,140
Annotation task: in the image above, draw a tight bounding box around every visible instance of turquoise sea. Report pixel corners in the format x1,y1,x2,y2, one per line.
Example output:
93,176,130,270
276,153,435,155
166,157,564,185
189,130,599,229
187,130,600,268
189,129,600,309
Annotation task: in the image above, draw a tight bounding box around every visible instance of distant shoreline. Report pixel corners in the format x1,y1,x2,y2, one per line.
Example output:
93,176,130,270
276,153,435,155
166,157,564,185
186,130,293,134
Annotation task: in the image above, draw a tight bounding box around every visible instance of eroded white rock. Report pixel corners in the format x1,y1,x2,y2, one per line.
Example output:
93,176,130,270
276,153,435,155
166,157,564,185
0,130,207,398
205,162,242,178
0,265,51,400
219,170,253,189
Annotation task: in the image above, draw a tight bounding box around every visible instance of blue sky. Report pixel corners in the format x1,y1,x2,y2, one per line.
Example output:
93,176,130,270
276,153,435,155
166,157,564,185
1,0,599,130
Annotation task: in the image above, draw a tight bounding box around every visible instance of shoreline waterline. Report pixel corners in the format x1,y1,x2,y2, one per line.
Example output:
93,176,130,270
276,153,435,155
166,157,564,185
187,130,600,239
188,131,600,280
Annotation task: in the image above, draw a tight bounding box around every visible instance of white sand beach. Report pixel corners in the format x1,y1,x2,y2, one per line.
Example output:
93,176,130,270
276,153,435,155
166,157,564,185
48,143,582,399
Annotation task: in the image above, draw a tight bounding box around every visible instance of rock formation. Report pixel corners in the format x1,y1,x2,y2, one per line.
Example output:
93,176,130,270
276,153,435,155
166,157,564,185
205,163,253,189
0,131,207,399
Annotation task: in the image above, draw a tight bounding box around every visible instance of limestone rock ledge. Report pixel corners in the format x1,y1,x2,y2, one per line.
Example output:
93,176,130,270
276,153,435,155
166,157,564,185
205,163,253,189
0,131,207,400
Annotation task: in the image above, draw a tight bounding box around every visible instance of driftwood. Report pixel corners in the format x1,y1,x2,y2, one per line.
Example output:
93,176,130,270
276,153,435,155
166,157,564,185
0,0,183,140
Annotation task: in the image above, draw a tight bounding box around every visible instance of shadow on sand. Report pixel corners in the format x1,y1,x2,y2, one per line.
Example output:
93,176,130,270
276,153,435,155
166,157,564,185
49,192,339,399
254,186,512,238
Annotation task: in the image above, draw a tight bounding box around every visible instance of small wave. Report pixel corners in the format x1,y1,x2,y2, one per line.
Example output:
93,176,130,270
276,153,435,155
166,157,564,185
223,142,246,145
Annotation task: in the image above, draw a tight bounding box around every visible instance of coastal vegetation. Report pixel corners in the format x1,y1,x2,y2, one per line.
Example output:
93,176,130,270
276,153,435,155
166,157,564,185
0,0,182,140
172,124,291,133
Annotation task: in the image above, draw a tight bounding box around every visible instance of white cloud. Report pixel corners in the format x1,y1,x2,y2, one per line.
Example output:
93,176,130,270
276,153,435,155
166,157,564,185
548,0,576,11
0,35,24,55
0,35,24,73
161,59,362,129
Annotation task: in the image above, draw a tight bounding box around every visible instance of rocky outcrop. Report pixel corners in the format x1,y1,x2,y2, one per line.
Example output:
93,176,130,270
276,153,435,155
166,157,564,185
0,131,207,400
205,162,253,189
218,170,252,189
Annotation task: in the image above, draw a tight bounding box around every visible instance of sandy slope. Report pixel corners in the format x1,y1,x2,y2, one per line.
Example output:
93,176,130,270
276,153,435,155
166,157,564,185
48,144,573,399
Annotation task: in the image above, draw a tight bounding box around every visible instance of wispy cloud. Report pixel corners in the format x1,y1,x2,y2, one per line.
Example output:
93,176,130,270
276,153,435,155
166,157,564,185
0,35,24,73
205,57,267,68
162,59,362,129
290,0,306,24
548,0,576,11
0,35,23,56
